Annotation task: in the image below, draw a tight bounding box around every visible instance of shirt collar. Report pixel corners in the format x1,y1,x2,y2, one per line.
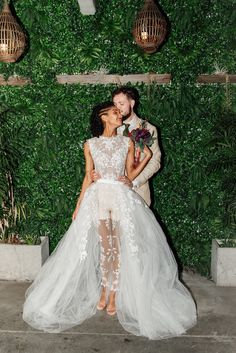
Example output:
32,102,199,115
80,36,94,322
123,114,140,130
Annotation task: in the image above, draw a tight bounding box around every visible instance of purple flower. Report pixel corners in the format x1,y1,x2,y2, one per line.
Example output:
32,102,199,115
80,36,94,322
128,127,155,151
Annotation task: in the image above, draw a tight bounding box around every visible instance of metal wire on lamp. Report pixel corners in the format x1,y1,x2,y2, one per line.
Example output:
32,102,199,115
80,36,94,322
0,1,26,63
133,0,167,54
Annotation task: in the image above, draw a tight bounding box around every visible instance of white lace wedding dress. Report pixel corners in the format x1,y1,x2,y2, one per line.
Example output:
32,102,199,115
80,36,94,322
23,135,197,339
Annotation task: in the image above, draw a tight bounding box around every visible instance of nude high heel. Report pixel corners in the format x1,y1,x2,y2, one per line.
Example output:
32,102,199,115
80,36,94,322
97,287,107,310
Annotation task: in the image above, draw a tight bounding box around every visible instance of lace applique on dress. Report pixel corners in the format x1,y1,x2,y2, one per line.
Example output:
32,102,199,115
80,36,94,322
88,135,129,181
22,134,197,339
87,135,135,291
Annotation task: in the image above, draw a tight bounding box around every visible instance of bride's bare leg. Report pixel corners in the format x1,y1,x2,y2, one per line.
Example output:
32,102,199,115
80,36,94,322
97,286,107,310
97,219,111,310
107,290,116,316
107,221,120,316
97,216,120,314
110,221,120,291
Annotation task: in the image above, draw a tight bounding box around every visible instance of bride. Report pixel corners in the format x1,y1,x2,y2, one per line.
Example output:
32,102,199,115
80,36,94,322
22,102,197,340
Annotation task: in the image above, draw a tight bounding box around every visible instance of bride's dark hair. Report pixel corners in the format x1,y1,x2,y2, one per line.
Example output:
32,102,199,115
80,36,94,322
90,101,115,137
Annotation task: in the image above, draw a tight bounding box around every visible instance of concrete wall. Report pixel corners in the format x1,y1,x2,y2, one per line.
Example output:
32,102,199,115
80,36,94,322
0,236,49,281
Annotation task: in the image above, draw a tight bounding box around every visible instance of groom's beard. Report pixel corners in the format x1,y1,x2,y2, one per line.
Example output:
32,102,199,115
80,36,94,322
122,107,133,121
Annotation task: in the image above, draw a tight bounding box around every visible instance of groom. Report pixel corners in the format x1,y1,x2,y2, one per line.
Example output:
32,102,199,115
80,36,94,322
92,86,161,206
113,86,161,206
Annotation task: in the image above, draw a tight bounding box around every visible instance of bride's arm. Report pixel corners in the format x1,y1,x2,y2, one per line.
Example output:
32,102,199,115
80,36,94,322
126,140,152,181
72,142,94,220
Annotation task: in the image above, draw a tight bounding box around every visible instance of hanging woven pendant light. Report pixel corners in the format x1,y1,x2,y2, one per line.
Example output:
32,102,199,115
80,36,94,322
133,0,167,54
0,1,26,63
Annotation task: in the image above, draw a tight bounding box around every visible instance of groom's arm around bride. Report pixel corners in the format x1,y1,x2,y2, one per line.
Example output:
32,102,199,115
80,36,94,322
127,119,161,206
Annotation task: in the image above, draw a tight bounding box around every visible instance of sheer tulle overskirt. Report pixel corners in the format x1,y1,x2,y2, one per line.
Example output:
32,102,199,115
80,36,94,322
23,182,197,339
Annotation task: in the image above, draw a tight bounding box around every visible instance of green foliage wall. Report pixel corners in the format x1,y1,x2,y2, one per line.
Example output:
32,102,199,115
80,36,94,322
0,0,235,274
0,0,235,80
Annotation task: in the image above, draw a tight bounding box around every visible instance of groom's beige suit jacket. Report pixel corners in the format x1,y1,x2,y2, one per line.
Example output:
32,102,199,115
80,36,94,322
117,114,161,206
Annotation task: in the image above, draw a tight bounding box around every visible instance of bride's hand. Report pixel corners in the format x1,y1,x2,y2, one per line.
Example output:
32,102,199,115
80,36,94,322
118,175,133,188
91,170,101,182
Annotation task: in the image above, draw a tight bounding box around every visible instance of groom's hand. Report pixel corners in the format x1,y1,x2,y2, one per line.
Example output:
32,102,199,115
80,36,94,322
118,175,133,188
91,169,101,182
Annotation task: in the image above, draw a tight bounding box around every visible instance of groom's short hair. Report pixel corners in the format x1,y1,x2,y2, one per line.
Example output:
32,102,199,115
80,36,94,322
112,86,140,107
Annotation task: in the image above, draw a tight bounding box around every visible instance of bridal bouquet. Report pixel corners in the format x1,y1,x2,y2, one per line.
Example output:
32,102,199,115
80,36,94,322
123,120,155,166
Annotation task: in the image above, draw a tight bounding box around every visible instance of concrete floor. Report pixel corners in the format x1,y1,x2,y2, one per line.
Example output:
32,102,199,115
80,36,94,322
0,272,235,353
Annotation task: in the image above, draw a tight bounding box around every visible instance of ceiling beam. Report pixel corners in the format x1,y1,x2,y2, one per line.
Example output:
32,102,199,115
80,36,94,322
1,74,236,86
0,75,31,86
56,73,171,85
77,0,96,15
197,74,236,84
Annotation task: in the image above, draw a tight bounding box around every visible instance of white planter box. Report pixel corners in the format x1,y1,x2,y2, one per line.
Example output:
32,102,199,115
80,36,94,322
0,236,49,281
211,239,236,286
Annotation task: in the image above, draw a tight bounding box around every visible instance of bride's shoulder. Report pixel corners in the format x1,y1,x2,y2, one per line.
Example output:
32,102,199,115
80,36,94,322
84,137,98,150
86,136,97,143
86,136,99,144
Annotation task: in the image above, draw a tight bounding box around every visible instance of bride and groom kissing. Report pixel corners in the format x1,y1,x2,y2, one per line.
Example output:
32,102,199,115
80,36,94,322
90,85,162,207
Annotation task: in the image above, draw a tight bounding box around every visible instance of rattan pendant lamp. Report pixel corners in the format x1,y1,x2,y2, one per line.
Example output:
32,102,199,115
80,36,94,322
133,0,167,54
0,0,26,63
